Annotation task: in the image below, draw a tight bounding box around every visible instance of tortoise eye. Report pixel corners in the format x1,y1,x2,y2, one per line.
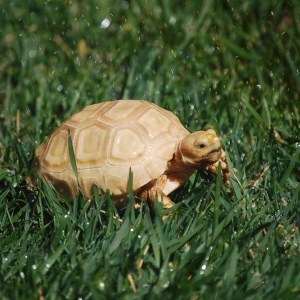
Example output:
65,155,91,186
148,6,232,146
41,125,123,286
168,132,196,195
197,143,206,149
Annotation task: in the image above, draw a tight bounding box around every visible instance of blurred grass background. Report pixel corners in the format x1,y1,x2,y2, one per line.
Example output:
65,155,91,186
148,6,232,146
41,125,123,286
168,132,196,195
0,0,300,299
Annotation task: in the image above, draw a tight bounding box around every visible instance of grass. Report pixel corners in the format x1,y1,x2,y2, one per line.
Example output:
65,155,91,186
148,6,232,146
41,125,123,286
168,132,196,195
1,0,300,299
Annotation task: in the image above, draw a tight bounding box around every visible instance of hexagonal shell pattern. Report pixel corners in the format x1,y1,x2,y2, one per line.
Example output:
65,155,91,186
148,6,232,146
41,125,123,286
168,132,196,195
31,100,190,201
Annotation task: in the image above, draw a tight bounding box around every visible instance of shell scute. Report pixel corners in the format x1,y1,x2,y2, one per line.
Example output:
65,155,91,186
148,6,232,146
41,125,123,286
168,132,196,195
65,103,106,128
75,122,111,168
141,155,167,180
41,126,73,173
107,126,151,166
101,164,130,196
78,168,103,198
133,107,175,146
130,164,152,191
99,100,146,126
151,138,178,161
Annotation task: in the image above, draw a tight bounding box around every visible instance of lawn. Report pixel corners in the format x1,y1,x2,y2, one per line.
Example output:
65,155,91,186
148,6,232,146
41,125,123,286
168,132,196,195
0,0,300,299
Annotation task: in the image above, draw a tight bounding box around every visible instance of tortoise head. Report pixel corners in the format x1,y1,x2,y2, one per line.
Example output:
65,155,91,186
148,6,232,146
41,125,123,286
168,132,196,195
179,129,222,168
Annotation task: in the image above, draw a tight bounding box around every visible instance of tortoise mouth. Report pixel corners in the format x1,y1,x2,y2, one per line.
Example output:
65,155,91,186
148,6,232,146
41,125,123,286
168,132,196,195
210,147,221,154
206,147,222,162
183,147,222,167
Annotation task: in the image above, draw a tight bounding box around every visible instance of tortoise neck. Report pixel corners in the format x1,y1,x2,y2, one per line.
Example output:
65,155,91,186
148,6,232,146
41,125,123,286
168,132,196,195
166,142,196,176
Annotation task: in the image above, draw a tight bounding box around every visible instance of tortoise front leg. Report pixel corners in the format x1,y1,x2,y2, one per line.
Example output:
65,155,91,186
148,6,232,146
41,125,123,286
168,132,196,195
205,149,231,184
138,175,174,218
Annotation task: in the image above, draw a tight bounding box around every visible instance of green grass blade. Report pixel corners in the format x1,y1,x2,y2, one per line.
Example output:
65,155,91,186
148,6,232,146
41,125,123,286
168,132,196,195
224,245,238,291
105,191,115,237
107,216,130,257
213,162,222,233
144,210,160,268
167,221,207,255
67,129,78,181
222,37,253,60
241,97,267,128
123,168,135,223
279,146,300,187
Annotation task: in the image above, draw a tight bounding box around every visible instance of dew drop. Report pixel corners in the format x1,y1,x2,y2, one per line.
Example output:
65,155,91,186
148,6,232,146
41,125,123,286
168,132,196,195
169,16,176,24
121,1,129,9
99,282,105,289
101,18,111,29
29,50,36,58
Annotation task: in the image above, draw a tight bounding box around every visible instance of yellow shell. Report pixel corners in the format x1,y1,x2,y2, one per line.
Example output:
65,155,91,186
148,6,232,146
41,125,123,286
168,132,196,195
32,100,190,200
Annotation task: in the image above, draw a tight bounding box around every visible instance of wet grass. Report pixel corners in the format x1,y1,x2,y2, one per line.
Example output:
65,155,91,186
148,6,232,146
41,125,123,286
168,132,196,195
1,0,300,299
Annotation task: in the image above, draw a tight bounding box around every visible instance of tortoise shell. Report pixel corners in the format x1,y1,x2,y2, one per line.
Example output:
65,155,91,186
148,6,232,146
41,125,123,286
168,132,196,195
32,100,190,201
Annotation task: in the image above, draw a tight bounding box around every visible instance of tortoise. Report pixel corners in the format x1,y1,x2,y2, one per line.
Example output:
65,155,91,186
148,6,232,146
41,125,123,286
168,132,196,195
28,100,230,214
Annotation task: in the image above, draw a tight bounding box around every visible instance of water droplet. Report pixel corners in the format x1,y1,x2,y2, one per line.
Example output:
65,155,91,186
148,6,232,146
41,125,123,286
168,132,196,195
32,265,37,270
99,282,105,289
121,1,129,9
101,18,111,29
29,50,36,58
169,16,176,25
